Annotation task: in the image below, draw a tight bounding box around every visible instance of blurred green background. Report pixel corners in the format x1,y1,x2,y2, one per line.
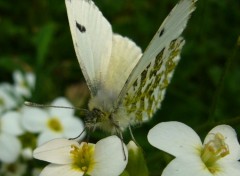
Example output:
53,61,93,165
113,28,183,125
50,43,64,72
0,0,239,175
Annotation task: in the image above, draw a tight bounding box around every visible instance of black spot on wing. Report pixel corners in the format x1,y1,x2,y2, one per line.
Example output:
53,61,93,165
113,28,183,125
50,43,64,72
159,28,165,37
76,22,86,33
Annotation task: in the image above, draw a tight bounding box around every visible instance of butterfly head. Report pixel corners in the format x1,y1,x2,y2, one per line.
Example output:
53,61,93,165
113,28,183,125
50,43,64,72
84,108,106,130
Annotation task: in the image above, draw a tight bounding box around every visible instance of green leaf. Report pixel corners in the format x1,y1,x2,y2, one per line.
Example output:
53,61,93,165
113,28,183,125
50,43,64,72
33,23,56,68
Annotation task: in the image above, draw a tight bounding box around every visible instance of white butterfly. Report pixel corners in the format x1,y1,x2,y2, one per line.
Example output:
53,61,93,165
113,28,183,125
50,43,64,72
65,0,197,134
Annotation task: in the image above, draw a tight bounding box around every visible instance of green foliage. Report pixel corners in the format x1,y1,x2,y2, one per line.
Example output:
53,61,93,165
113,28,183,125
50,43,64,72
0,0,239,175
125,142,149,176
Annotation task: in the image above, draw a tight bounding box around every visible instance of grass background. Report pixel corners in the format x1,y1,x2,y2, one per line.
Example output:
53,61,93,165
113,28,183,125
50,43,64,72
0,0,239,175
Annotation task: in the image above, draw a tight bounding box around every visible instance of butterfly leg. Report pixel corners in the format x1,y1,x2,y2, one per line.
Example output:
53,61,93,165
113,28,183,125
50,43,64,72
68,124,95,144
114,126,127,161
68,127,87,141
128,126,141,147
110,115,127,160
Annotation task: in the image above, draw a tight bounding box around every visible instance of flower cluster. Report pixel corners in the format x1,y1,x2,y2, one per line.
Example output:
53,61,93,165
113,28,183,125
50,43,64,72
0,70,85,176
1,71,240,176
0,71,34,165
33,122,240,176
148,122,240,176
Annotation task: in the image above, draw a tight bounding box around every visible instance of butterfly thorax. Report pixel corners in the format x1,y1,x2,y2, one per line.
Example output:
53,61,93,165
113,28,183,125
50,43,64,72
87,90,130,133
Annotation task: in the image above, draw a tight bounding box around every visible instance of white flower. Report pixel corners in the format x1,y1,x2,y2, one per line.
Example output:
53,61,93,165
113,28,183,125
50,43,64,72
0,83,17,114
0,161,27,176
13,70,35,98
148,121,240,176
22,97,85,145
0,111,23,163
33,136,128,176
21,147,33,160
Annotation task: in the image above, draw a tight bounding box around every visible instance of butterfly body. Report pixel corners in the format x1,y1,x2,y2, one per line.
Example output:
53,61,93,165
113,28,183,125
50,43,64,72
65,0,197,133
88,90,131,133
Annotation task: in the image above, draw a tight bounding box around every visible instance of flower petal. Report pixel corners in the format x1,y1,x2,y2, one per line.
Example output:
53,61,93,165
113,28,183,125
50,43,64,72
15,85,31,98
0,83,17,112
39,164,83,176
148,121,202,157
37,131,63,146
162,156,212,176
91,136,128,176
13,70,32,97
62,117,85,139
33,138,78,164
21,107,49,132
217,160,240,176
2,111,24,135
22,147,33,160
0,133,21,163
26,72,36,88
204,125,240,160
49,97,74,117
13,70,23,84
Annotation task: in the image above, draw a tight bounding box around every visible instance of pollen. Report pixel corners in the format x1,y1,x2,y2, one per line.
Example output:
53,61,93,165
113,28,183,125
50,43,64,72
201,133,229,174
70,142,95,174
47,117,63,132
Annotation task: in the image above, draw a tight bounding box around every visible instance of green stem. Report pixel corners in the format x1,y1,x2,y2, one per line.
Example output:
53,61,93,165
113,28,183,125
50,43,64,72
208,36,240,122
196,116,240,133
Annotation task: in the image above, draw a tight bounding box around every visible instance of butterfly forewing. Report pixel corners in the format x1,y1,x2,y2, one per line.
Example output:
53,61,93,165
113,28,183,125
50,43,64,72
117,0,197,105
65,0,112,95
123,38,184,122
116,0,197,123
119,0,197,123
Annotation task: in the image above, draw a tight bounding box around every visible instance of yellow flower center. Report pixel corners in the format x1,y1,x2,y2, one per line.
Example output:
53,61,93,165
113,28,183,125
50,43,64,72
70,142,95,175
201,133,229,174
0,97,4,106
47,117,63,132
20,80,28,88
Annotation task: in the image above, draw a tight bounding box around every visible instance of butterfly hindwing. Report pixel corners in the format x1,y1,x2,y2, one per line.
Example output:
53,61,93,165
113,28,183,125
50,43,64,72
103,34,142,100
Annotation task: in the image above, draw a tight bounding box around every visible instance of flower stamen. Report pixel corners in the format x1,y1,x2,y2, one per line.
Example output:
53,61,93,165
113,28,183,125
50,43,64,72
0,97,4,106
70,143,95,174
201,133,229,173
47,117,63,132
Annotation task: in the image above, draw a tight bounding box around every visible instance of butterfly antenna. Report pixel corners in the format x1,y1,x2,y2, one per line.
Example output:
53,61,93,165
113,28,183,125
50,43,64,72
24,101,88,114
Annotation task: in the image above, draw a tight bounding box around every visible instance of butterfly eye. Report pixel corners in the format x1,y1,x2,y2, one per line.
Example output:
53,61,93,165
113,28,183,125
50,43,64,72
84,108,103,126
